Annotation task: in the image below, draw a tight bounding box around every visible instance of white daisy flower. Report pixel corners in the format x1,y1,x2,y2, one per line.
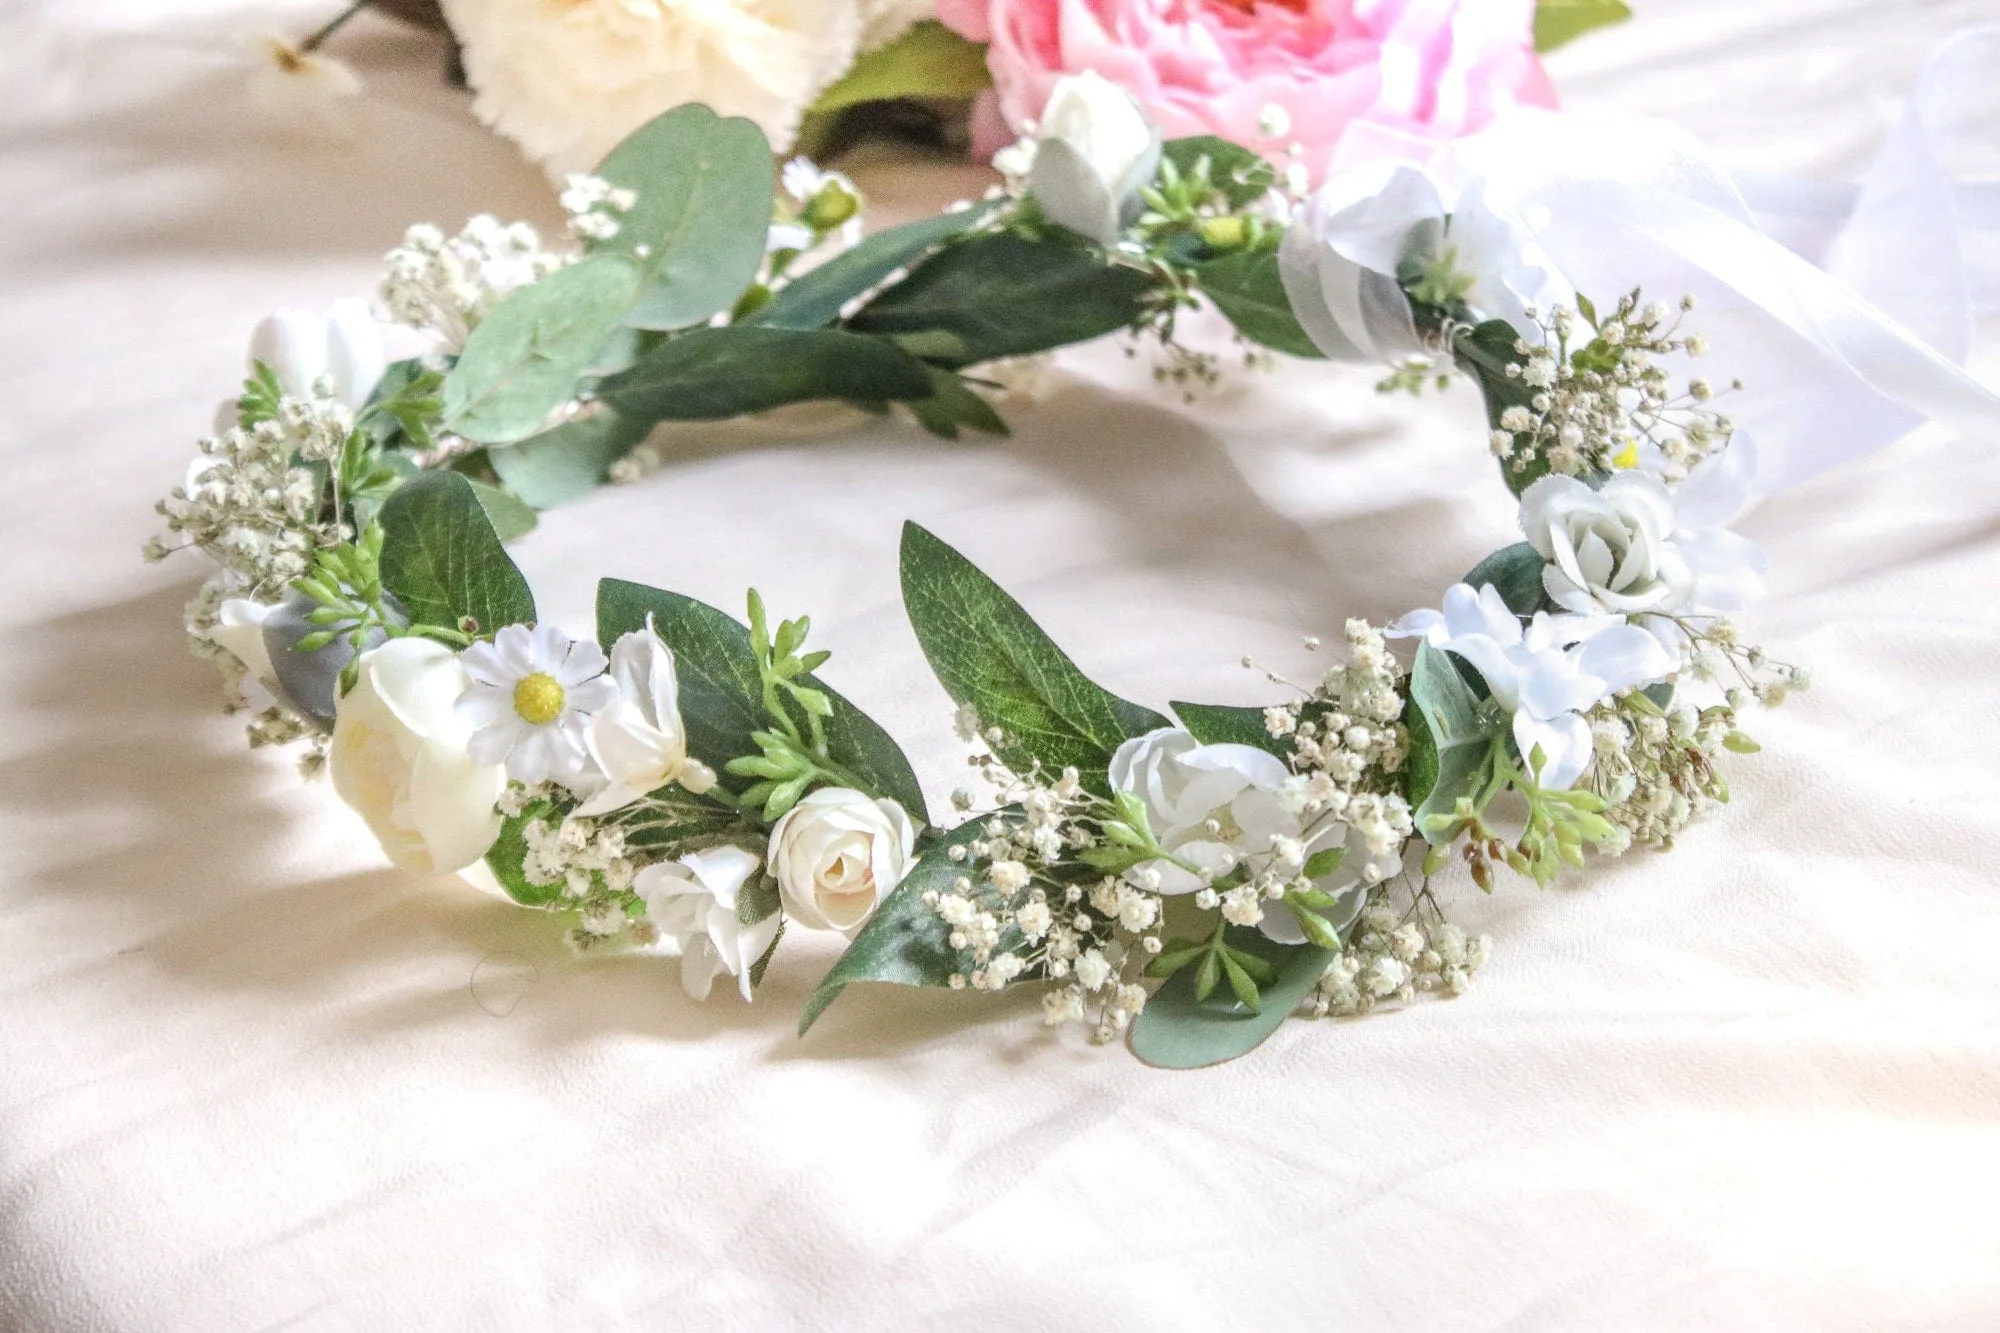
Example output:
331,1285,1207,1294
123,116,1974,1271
458,624,618,785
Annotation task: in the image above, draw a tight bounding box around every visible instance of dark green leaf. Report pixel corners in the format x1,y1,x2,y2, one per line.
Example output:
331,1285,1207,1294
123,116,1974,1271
594,579,929,823
1172,701,1289,758
599,326,933,423
900,523,1168,790
1534,0,1633,52
377,471,536,635
905,365,1010,441
442,255,645,444
1159,136,1277,207
1129,928,1335,1070
488,411,649,510
1406,641,1504,841
1453,317,1548,497
1464,541,1549,617
593,104,775,331
1197,250,1324,359
846,231,1158,369
757,202,1001,332
484,799,563,906
798,813,1011,1035
1218,951,1261,1013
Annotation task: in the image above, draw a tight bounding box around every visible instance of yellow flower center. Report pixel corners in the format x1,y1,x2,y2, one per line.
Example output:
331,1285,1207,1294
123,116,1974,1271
513,672,566,726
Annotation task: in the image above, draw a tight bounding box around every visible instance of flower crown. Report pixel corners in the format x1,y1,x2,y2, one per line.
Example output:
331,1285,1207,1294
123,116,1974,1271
156,73,1986,1069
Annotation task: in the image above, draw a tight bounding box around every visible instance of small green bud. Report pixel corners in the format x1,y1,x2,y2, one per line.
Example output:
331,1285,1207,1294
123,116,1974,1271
802,181,860,232
1197,215,1248,250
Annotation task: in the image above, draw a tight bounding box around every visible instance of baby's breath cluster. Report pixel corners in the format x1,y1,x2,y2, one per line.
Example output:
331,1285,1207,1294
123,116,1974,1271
559,173,638,243
1487,293,1737,483
380,215,562,349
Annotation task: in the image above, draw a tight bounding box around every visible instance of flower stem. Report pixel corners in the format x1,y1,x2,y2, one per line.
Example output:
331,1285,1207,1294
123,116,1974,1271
300,1,367,53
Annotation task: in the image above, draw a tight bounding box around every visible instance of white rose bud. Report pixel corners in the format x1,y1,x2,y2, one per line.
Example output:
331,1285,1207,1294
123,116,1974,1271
575,619,716,817
767,788,916,936
1026,70,1161,246
330,638,506,874
1518,472,1694,616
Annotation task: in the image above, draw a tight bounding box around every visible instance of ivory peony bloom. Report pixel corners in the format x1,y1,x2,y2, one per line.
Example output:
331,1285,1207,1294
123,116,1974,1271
937,0,1556,183
767,788,916,935
330,638,507,875
442,0,865,178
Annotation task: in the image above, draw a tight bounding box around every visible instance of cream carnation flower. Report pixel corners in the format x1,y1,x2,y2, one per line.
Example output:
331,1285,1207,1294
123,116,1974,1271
442,0,868,179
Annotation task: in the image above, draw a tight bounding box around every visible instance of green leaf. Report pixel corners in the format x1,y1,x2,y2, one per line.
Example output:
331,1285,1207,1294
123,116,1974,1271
1406,641,1505,841
757,202,1002,332
1453,317,1548,497
592,104,775,331
1130,928,1334,1070
1464,541,1549,617
846,231,1158,369
900,523,1168,790
1218,951,1262,1013
488,411,649,510
466,479,538,542
1171,701,1289,759
798,812,1010,1035
599,326,933,424
905,365,1010,441
484,800,563,906
357,358,445,453
805,20,992,117
442,254,645,444
1534,0,1633,52
1301,847,1346,880
377,471,536,635
1196,250,1324,359
237,360,284,427
1158,136,1277,208
595,579,929,824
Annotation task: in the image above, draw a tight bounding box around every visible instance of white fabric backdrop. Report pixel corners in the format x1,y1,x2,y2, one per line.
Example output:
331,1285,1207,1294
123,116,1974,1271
4,1,2000,1327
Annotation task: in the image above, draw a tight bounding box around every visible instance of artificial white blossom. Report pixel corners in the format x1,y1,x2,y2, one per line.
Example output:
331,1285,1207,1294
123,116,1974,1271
330,638,506,874
246,299,412,412
576,620,716,817
458,624,619,786
636,845,780,1002
1391,583,1678,790
767,788,916,935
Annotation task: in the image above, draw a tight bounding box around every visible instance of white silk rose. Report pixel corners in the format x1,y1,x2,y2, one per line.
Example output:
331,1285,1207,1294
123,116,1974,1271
576,620,717,817
637,845,780,1002
1520,443,1768,619
1026,71,1162,246
1109,728,1386,943
767,788,916,935
330,638,506,875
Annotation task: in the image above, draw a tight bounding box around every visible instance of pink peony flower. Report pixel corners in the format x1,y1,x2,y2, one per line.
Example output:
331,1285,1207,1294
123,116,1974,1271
936,0,1557,183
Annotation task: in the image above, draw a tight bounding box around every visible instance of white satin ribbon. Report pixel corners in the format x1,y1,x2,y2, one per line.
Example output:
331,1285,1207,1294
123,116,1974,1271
1465,25,2000,496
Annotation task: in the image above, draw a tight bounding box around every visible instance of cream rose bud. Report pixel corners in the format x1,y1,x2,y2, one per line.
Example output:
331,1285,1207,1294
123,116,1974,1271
767,788,916,935
1027,70,1161,246
1519,473,1695,616
575,621,716,818
330,638,506,875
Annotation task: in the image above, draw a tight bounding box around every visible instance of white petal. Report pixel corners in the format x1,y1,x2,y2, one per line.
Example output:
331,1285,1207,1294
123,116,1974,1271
1576,624,1678,693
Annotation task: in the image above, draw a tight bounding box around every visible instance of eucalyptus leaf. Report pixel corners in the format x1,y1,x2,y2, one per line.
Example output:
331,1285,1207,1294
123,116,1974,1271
466,479,537,542
1171,701,1289,759
1534,0,1633,52
441,254,644,444
1197,250,1324,359
901,522,1168,790
1464,541,1549,617
757,202,1000,332
905,365,1009,441
592,104,775,331
798,813,1014,1035
1406,640,1504,840
595,579,929,823
377,471,536,636
1129,928,1335,1070
488,411,649,510
599,326,933,423
846,232,1158,369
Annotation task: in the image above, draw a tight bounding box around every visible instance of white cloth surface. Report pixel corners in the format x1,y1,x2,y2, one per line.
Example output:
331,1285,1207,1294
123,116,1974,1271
5,1,2000,1327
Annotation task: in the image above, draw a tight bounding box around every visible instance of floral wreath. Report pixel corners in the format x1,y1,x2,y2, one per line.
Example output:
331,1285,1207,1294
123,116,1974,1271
155,75,1903,1070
